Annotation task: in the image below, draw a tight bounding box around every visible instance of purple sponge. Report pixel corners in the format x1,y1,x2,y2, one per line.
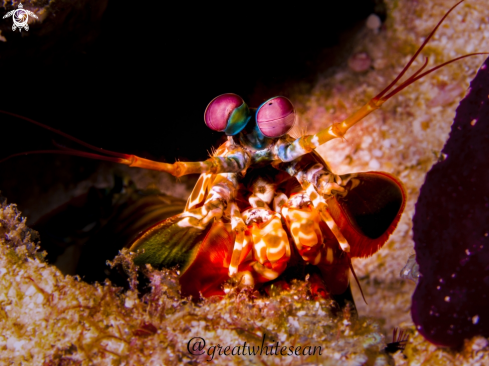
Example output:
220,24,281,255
412,57,489,348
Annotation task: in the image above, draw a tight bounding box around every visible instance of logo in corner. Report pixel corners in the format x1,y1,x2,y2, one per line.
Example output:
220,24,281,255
3,3,38,32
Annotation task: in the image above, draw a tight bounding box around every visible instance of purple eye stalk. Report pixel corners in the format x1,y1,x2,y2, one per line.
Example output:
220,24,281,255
256,96,296,138
204,93,251,136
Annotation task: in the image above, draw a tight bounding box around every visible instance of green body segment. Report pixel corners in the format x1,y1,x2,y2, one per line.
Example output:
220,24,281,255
129,214,210,272
130,216,234,298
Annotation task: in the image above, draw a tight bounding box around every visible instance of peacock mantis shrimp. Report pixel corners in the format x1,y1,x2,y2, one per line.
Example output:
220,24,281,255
1,0,486,302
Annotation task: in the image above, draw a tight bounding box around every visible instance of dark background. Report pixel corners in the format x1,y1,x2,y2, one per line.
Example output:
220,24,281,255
0,1,383,158
0,0,383,218
0,0,384,278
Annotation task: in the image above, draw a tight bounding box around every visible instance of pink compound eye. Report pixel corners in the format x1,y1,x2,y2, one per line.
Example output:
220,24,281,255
204,93,249,135
256,96,296,138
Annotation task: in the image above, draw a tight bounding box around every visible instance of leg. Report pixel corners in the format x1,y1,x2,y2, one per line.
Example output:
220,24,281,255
180,172,239,230
239,208,291,285
230,177,291,285
228,201,249,277
229,175,278,276
277,154,351,252
280,189,352,296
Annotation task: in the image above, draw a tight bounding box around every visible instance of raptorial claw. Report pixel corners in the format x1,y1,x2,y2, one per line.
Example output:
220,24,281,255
232,208,291,285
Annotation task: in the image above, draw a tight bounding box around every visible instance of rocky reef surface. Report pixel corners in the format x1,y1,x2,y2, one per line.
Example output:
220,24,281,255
0,197,391,365
1,0,489,364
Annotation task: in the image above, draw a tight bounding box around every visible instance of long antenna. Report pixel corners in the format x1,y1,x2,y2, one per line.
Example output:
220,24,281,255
0,110,132,160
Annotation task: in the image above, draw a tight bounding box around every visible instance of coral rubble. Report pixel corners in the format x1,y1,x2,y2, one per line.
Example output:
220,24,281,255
0,198,391,365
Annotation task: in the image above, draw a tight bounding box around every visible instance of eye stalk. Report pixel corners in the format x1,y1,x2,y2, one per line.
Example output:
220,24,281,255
256,96,296,138
204,93,251,136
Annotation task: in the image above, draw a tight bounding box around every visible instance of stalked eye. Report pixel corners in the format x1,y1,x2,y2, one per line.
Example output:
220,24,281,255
204,93,251,136
256,96,296,138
